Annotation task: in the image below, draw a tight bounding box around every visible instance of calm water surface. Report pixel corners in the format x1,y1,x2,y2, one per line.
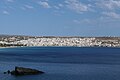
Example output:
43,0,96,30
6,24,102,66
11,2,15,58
0,47,120,80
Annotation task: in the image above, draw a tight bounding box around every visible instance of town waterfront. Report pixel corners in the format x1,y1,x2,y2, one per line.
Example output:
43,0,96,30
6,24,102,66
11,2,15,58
0,47,120,80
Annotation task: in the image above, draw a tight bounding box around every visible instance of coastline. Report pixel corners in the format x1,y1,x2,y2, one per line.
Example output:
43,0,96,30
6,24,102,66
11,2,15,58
1,35,120,48
0,46,120,49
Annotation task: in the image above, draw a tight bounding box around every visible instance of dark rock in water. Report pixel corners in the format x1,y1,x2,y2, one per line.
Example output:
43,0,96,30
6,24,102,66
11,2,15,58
7,70,11,74
4,72,7,74
4,70,11,74
10,66,44,76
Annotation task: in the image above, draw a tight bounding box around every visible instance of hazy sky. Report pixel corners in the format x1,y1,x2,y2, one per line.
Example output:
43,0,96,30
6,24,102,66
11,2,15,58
0,0,120,36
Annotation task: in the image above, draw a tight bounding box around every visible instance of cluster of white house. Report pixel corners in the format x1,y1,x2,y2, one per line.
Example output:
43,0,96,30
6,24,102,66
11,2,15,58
0,37,120,47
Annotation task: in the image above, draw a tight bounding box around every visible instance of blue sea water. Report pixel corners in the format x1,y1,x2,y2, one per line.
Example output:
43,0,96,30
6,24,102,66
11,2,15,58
0,47,120,80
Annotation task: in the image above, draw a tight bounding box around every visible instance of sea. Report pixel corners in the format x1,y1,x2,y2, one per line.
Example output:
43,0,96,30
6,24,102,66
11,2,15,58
0,47,120,80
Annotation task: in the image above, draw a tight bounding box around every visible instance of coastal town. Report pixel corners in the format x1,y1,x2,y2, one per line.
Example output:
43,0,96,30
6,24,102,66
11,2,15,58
0,35,120,47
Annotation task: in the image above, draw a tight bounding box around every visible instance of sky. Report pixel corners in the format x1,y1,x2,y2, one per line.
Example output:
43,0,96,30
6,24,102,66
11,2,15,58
0,0,120,36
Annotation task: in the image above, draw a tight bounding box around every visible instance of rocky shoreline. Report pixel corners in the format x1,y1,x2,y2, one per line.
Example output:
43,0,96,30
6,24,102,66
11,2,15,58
4,66,44,76
0,35,120,47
